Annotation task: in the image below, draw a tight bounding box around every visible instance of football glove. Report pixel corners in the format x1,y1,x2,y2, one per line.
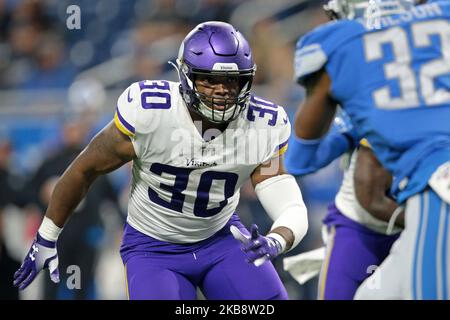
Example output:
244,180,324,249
230,224,283,267
13,233,60,290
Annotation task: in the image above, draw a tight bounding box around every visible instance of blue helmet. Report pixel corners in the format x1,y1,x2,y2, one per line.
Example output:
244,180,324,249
324,0,416,20
173,21,256,124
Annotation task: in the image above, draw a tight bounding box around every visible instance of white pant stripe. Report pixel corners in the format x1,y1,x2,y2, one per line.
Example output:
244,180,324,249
415,191,429,300
437,201,447,299
446,203,450,300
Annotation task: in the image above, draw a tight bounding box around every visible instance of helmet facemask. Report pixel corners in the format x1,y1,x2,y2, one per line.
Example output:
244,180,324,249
192,67,253,123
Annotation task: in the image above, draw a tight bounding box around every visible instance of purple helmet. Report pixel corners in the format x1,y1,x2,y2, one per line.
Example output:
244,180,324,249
174,21,256,124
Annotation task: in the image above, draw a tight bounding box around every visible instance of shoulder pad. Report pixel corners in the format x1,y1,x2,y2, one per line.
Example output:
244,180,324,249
294,20,364,84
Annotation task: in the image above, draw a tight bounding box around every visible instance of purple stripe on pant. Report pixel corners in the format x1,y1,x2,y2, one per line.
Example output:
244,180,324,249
319,204,399,300
120,213,288,300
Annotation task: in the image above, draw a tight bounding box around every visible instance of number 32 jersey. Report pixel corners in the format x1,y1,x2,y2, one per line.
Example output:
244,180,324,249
114,80,290,243
295,2,450,203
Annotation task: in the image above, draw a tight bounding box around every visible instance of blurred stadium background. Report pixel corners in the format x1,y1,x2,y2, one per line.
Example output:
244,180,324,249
0,0,342,300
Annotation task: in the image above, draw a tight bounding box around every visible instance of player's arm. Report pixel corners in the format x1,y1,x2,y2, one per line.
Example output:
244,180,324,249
285,119,357,176
295,70,337,140
46,121,136,227
287,19,363,175
285,70,345,175
13,122,135,290
231,155,308,266
354,145,404,228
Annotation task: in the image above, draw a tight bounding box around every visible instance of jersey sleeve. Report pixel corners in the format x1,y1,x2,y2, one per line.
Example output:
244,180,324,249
114,82,140,138
284,123,354,176
294,20,363,85
264,105,291,162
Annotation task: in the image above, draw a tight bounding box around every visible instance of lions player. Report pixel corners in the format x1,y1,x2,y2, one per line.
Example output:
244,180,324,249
285,113,403,299
293,0,450,299
13,21,308,300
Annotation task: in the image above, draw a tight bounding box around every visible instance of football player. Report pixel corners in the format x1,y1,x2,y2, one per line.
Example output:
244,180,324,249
285,112,403,299
293,0,450,299
13,21,308,300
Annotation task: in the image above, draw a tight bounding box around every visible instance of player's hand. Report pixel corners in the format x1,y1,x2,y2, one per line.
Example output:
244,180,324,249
230,224,282,267
13,233,60,290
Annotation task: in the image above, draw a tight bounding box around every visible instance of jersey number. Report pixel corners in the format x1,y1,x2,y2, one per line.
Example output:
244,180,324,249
364,20,450,109
139,80,171,109
147,163,239,217
247,96,279,126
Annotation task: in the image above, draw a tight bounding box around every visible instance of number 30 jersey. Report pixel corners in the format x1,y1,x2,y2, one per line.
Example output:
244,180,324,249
114,80,290,243
295,2,450,203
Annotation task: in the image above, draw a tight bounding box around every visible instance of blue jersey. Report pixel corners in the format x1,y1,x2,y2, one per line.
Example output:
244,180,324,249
295,1,450,203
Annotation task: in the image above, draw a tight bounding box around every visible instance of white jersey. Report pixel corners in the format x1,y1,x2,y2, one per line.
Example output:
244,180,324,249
114,80,290,243
335,150,401,234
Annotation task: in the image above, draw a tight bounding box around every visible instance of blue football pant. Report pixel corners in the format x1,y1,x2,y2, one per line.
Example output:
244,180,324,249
355,188,450,300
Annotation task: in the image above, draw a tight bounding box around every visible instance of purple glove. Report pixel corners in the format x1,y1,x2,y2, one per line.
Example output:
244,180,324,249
13,233,60,290
230,224,283,267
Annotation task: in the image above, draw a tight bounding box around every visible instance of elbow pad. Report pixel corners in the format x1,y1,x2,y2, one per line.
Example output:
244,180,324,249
254,174,308,251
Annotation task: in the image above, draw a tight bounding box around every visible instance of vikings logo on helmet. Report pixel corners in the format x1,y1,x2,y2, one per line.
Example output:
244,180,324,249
171,21,256,124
